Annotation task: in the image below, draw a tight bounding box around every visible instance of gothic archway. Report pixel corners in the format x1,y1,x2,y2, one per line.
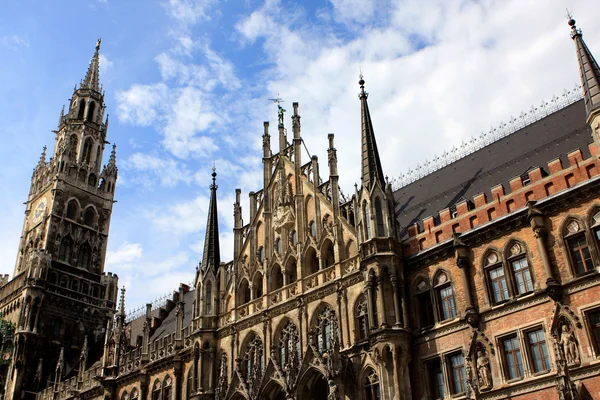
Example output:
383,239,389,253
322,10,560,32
298,369,329,400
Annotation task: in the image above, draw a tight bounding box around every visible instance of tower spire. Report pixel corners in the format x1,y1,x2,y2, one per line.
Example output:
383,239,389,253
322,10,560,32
358,75,385,190
81,38,102,92
569,16,600,123
201,167,221,274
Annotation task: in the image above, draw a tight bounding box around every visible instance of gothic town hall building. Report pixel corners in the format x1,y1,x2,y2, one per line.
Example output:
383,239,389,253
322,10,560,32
2,18,600,400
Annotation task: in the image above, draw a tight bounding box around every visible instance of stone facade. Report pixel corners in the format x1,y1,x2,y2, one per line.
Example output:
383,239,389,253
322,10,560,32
4,18,600,400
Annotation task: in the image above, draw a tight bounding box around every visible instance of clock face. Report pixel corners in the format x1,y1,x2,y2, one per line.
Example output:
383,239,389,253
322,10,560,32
32,198,47,224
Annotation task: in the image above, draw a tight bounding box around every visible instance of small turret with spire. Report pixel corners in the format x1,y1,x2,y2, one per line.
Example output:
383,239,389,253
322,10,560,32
81,38,102,93
358,75,385,191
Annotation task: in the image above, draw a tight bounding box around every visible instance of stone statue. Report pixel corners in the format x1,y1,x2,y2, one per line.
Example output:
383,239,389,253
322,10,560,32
560,324,580,365
277,105,286,126
476,350,492,388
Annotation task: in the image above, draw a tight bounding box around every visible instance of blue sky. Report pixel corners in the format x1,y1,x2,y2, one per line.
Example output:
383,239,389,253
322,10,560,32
1,0,600,311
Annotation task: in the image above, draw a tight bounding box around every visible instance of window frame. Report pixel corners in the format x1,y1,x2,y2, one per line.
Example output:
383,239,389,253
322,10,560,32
585,308,600,357
425,358,445,400
355,294,369,341
509,256,534,296
414,280,435,329
446,352,467,395
525,327,551,374
433,273,456,322
500,334,525,381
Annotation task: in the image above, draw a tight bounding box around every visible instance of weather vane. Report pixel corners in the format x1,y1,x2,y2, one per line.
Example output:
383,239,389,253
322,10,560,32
269,94,286,127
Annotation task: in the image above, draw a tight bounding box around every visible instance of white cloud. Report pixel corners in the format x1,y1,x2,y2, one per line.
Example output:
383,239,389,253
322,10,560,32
0,35,29,51
106,242,143,270
123,152,192,188
116,83,169,126
165,0,214,26
328,0,375,25
99,54,113,75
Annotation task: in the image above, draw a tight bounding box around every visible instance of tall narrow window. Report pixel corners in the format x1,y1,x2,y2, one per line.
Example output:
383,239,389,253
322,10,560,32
363,202,371,240
86,101,96,122
77,101,85,119
66,200,78,220
415,280,435,328
502,335,524,380
275,238,282,254
314,307,338,355
162,376,172,400
527,328,551,373
448,353,467,394
364,369,381,400
588,310,600,355
277,321,301,372
59,237,73,263
488,266,509,303
84,208,95,227
309,221,317,237
82,138,93,164
355,295,369,341
205,282,212,314
568,234,593,275
427,359,445,400
151,380,161,400
435,274,456,321
374,198,385,237
511,258,534,294
78,244,91,269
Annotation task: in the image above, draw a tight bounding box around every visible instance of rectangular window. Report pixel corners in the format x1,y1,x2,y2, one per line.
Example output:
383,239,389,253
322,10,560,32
416,291,435,328
448,353,467,394
589,310,600,354
568,235,594,275
502,335,524,380
488,266,510,303
527,329,551,373
439,286,457,321
511,258,534,294
427,359,445,399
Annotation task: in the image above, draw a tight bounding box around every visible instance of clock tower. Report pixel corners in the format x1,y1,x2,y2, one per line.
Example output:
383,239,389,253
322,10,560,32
0,40,119,400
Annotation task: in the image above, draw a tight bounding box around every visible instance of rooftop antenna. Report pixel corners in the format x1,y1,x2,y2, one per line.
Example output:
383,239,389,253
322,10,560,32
269,94,286,127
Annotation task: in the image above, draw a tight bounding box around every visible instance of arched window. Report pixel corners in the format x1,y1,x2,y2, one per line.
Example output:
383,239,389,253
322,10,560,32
308,221,317,237
313,306,338,355
290,230,298,246
355,294,369,341
564,219,594,275
121,392,129,400
86,101,96,122
205,282,212,314
277,321,301,372
66,200,78,220
252,272,263,298
59,237,73,263
130,389,139,400
258,246,265,263
69,134,78,159
242,334,264,381
272,265,284,291
151,380,161,400
186,369,193,399
83,207,96,227
239,279,251,304
82,138,93,164
78,244,91,269
507,242,533,295
59,275,69,288
484,251,509,304
285,257,297,283
77,101,85,119
305,247,319,275
434,272,456,321
363,201,371,240
81,282,89,295
162,376,172,400
275,238,282,254
322,240,335,269
374,198,385,237
88,173,97,187
70,279,79,292
364,369,381,400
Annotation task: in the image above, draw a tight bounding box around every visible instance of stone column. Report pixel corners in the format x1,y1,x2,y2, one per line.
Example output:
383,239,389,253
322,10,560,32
454,235,478,326
389,275,402,327
365,280,376,330
376,276,387,328
527,202,559,293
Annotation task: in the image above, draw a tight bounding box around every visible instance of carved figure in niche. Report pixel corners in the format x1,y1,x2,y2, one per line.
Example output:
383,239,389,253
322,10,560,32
560,324,580,365
476,350,492,389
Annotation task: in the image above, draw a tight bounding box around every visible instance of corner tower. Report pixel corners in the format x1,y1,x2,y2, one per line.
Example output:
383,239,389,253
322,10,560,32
569,16,600,152
1,40,119,400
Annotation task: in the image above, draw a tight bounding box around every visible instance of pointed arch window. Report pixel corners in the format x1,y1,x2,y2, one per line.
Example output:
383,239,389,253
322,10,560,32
275,238,282,254
374,198,385,237
362,201,371,240
242,334,264,381
162,376,172,400
121,392,129,400
434,272,456,321
59,237,73,263
86,101,96,122
507,243,533,295
564,220,594,275
77,101,86,119
308,220,317,237
355,294,369,341
82,138,93,164
69,134,78,159
277,321,301,372
313,306,338,355
130,388,139,400
484,252,509,304
78,244,91,269
415,279,434,328
84,207,96,227
364,369,381,400
151,380,161,400
205,282,212,314
66,200,78,220
290,230,298,246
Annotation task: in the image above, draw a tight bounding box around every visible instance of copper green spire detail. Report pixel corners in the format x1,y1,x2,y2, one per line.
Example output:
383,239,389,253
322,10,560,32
201,167,221,274
569,17,600,120
359,75,385,190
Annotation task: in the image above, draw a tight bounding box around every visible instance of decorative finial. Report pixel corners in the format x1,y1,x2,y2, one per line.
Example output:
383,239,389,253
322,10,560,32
358,72,367,98
118,285,126,315
269,95,286,127
210,165,218,190
96,38,101,51
567,10,581,38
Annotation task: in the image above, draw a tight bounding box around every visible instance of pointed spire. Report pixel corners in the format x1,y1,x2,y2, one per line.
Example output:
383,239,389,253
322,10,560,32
81,38,102,92
102,144,118,178
569,16,600,121
59,105,65,127
201,167,221,274
38,146,47,168
358,75,385,190
118,285,126,316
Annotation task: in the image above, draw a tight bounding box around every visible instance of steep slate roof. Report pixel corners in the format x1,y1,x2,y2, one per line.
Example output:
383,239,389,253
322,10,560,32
393,99,593,239
149,290,195,342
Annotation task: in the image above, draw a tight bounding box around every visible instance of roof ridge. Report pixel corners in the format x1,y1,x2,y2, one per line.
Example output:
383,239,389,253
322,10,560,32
391,85,583,190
